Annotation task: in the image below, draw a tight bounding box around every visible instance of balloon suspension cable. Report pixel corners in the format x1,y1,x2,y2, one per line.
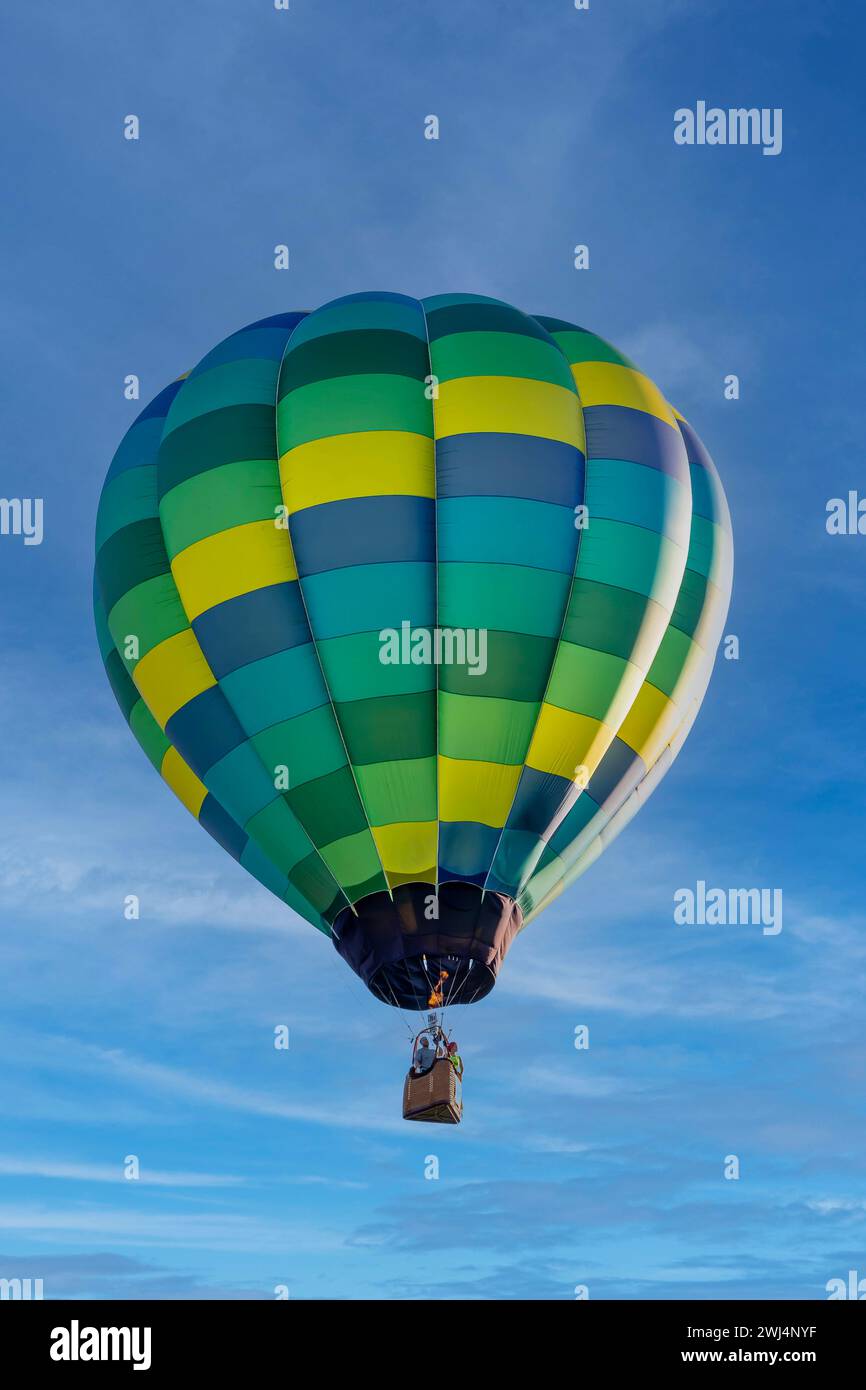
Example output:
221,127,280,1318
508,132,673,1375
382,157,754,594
401,942,430,1019
420,953,435,1003
380,975,422,1040
442,956,471,1031
331,953,415,1043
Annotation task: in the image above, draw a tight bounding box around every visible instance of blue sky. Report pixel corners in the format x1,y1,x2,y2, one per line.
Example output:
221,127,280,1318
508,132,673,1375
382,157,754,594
1,0,864,1300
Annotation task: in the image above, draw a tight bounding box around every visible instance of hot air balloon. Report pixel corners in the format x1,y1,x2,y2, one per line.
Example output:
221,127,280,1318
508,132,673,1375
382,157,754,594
94,292,732,1122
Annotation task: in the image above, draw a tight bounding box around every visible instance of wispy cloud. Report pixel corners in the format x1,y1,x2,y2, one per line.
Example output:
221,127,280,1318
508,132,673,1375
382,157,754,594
0,1156,244,1188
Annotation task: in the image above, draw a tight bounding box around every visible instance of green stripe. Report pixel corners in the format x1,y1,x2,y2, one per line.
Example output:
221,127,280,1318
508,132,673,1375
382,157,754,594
645,624,695,698
549,328,638,369
354,756,437,824
438,562,570,638
438,692,538,763
425,302,552,342
669,569,709,638
160,458,282,558
438,631,554,700
575,520,683,600
251,706,348,789
130,698,172,769
278,330,430,395
545,644,632,720
561,580,666,665
431,331,576,390
277,374,433,447
335,690,435,763
105,649,139,721
107,573,189,668
284,766,370,845
158,405,277,494
97,518,169,614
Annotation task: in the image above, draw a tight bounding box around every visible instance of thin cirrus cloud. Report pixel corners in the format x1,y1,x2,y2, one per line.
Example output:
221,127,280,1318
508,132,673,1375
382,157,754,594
0,1156,244,1188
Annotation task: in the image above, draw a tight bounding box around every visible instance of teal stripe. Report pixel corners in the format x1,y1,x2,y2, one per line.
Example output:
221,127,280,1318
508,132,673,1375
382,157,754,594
437,497,577,573
206,741,283,828
96,467,158,549
301,563,434,640
573,521,684,601
438,562,571,638
285,299,427,348
163,358,280,436
220,647,327,734
584,458,689,540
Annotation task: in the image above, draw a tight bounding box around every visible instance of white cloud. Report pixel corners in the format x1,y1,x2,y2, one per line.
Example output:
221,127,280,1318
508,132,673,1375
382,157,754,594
0,1155,244,1188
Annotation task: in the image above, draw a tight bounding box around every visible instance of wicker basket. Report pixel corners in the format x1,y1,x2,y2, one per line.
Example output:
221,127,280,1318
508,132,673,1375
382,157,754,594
402,1057,462,1124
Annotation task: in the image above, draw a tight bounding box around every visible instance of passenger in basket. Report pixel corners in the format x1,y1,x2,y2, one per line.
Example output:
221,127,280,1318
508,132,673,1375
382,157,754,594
447,1041,464,1079
413,1035,435,1076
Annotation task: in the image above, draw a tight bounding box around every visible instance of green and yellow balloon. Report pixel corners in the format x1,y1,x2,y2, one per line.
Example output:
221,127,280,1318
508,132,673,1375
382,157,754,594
94,293,732,1009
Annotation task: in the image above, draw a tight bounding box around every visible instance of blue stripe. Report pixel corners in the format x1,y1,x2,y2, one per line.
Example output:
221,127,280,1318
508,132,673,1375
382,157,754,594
165,686,247,779
438,822,501,882
436,432,584,506
499,765,576,836
586,736,646,809
199,794,248,862
243,311,310,332
189,326,301,377
583,405,687,478
290,496,433,575
105,419,164,482
240,837,294,897
136,379,183,424
193,581,310,679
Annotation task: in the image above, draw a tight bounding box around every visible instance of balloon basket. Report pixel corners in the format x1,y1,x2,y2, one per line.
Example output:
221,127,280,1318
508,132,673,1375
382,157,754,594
402,1058,462,1124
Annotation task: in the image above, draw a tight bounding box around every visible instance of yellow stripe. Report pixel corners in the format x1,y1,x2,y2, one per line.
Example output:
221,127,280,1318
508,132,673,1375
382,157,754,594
617,681,675,763
160,744,208,817
438,757,521,828
134,629,215,729
372,821,438,875
571,362,677,428
388,868,436,889
434,376,584,448
171,520,297,622
280,430,434,511
525,705,614,780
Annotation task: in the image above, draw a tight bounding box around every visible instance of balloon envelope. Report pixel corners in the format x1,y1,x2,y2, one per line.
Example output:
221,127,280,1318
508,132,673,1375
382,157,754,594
94,292,732,1009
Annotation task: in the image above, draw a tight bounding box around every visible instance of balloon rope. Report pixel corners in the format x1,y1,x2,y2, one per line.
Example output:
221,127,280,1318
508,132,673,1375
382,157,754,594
402,943,430,1020
441,959,463,1036
380,975,419,1039
333,959,415,1040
